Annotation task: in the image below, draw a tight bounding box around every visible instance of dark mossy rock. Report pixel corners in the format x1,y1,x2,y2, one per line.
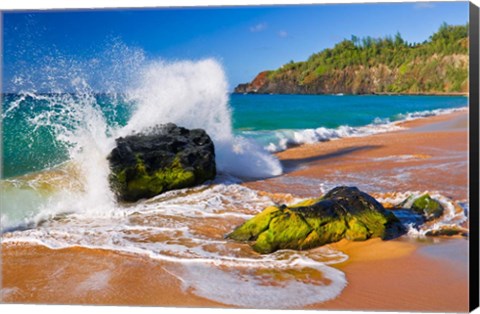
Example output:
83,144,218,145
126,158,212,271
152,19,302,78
410,194,444,221
107,123,216,202
227,186,405,254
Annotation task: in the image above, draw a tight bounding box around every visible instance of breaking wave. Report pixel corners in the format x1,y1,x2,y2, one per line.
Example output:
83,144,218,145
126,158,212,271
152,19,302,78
246,107,467,152
1,44,282,231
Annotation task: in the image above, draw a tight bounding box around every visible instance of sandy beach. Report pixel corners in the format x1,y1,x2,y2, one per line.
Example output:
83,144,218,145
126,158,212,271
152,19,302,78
1,111,470,311
315,238,469,312
246,110,468,200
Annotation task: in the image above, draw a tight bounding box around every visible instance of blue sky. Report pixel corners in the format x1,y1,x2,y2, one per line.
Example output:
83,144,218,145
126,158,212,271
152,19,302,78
2,1,469,92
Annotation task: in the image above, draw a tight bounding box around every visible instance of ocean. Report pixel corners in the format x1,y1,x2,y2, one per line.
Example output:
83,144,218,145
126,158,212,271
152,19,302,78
231,94,467,151
2,93,467,179
0,59,469,308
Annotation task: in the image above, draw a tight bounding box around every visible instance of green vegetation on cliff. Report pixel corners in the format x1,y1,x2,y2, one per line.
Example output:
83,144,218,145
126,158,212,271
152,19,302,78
235,23,468,95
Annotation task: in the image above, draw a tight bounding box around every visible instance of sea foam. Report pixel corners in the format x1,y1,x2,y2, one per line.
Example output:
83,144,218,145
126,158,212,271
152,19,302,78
375,191,468,236
2,181,348,308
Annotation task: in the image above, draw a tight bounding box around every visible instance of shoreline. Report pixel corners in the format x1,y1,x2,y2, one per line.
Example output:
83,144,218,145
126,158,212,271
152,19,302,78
1,110,470,311
245,110,468,200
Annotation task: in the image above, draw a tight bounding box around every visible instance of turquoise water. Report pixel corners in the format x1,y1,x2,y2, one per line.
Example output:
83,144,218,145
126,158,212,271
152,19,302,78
230,94,467,152
2,93,131,178
230,94,467,130
1,93,467,179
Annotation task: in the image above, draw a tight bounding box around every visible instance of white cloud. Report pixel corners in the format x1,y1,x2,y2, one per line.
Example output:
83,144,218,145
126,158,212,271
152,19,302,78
250,22,267,32
414,2,435,9
278,30,288,38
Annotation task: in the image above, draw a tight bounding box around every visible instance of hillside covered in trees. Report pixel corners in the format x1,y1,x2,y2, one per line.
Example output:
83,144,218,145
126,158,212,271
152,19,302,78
234,23,469,95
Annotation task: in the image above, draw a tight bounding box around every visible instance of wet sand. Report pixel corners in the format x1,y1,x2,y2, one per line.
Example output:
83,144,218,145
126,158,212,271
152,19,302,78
314,238,469,312
245,110,468,200
1,238,469,311
1,111,470,311
1,244,226,307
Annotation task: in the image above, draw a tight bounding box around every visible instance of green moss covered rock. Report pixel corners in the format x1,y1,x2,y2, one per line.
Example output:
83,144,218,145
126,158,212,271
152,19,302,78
107,123,216,202
410,194,444,221
227,186,405,254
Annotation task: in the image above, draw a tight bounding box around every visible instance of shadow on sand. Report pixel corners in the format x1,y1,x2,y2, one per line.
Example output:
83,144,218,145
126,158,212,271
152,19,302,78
280,144,383,173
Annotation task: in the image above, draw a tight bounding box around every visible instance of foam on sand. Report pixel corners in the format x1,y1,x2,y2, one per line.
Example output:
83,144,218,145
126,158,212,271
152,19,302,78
2,180,348,308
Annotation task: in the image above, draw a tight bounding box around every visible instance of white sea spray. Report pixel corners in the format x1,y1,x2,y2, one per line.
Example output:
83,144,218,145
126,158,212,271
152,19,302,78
123,59,282,178
1,50,282,231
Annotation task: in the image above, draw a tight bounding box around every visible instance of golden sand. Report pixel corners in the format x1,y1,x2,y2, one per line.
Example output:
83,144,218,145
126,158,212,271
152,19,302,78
313,238,469,312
